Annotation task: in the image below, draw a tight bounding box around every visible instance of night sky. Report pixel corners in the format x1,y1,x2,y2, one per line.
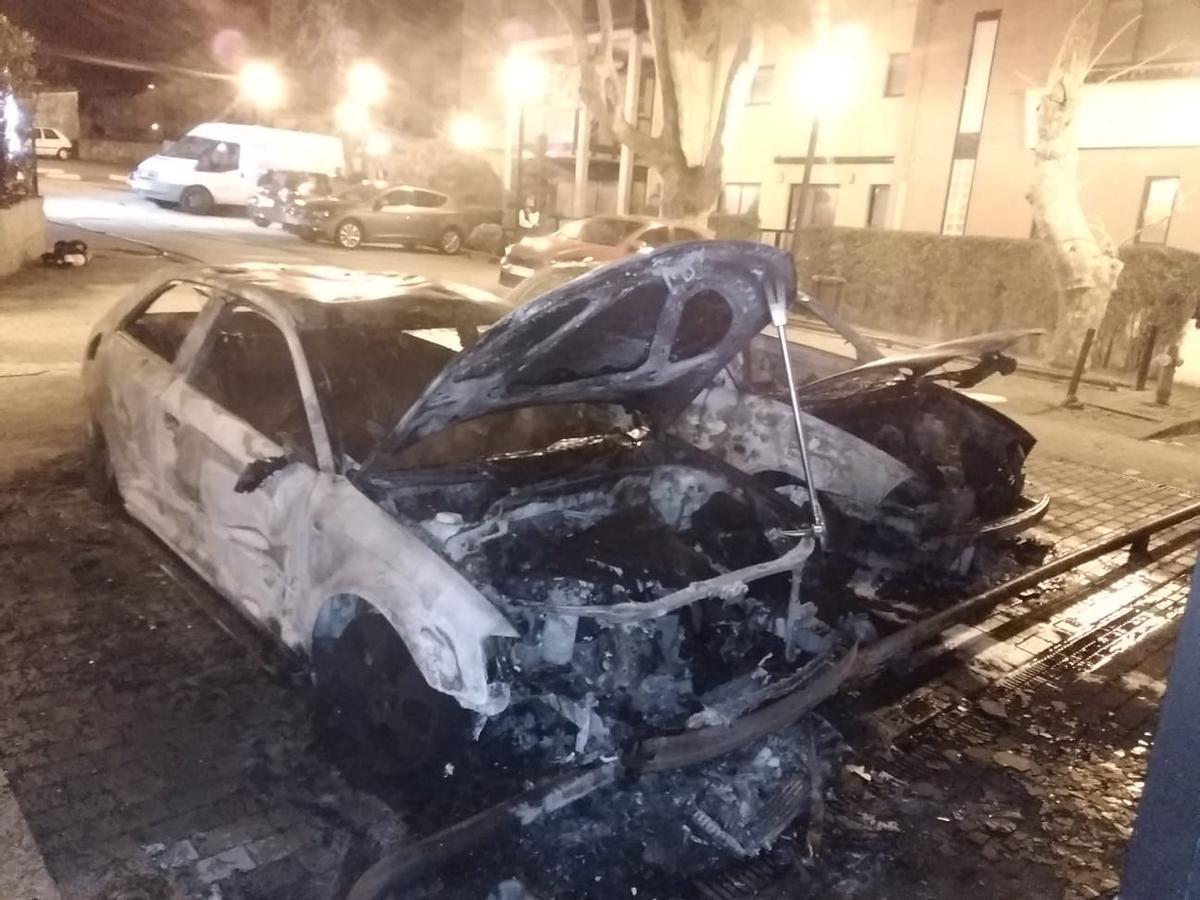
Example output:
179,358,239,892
4,0,269,93
2,0,462,100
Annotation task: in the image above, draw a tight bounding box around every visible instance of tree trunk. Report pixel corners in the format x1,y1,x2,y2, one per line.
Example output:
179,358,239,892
1029,0,1124,367
659,161,723,224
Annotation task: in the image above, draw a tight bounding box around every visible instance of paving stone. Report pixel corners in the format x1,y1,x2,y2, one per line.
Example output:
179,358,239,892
195,844,256,883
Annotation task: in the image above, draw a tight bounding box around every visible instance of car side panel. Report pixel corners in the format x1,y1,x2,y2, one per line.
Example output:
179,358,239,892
90,332,180,536
291,476,517,715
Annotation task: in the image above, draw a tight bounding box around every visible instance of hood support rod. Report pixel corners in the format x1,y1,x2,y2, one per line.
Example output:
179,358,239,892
766,281,827,544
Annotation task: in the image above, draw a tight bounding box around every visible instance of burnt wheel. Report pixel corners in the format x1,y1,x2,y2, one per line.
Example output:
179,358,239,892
312,609,464,775
84,423,120,507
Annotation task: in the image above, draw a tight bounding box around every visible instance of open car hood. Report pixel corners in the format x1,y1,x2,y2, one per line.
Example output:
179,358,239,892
361,241,790,470
793,328,1045,403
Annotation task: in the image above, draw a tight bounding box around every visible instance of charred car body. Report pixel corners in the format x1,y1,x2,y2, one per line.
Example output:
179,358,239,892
81,243,1045,775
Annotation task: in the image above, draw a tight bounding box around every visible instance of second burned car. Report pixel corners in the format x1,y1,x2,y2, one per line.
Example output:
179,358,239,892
81,243,1046,776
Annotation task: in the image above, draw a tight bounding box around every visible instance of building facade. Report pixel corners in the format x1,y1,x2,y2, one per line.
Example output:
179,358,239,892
461,0,1200,252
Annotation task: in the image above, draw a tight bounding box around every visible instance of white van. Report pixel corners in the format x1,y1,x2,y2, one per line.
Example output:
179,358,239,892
129,123,345,215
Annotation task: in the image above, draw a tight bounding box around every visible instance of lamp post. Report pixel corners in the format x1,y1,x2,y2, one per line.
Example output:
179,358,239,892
790,24,868,231
501,53,548,211
238,60,285,124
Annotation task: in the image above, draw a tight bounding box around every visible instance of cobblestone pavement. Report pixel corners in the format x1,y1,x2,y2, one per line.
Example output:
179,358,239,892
0,462,405,899
0,452,1195,899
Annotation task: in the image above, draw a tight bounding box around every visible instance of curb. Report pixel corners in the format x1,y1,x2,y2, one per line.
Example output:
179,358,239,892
40,171,82,181
106,174,129,184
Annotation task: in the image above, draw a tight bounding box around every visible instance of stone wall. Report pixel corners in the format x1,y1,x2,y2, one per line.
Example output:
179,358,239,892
77,140,162,166
792,227,1200,369
0,198,46,278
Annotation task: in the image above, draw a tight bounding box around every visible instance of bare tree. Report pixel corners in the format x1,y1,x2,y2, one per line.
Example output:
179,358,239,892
548,0,786,223
0,13,37,95
1027,0,1125,366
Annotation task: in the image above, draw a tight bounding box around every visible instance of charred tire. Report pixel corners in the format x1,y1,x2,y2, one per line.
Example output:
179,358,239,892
252,216,270,228
179,186,214,215
438,227,463,255
84,424,120,507
335,219,364,249
56,147,71,161
312,609,465,776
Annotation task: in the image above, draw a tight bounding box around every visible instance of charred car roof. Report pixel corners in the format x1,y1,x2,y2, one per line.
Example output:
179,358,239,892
173,263,510,328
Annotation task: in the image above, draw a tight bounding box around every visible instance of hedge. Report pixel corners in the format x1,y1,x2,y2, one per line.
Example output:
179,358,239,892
791,227,1200,368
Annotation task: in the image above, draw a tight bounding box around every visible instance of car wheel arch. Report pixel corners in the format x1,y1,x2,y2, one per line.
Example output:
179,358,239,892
309,591,463,696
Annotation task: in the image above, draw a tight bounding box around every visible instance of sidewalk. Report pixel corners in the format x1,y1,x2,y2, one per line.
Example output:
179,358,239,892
0,223,174,476
786,317,1200,492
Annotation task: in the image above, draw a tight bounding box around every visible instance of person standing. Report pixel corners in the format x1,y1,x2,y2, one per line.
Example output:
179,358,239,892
517,195,541,238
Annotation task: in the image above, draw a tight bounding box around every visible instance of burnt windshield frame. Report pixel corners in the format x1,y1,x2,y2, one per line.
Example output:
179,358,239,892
298,300,503,470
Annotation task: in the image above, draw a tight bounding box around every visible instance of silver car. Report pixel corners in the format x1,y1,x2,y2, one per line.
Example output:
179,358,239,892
283,184,500,253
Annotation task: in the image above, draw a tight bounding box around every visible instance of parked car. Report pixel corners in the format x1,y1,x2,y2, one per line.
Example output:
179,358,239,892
34,126,75,160
283,184,501,253
81,243,1046,783
129,122,344,215
249,170,334,227
499,214,712,286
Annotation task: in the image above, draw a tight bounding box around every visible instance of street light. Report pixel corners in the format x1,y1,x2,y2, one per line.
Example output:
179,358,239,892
500,52,548,210
238,60,285,116
335,99,371,134
788,24,868,231
449,112,485,152
347,60,387,106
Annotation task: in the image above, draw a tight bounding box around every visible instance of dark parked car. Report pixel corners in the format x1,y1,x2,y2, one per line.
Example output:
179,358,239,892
499,215,712,286
249,170,333,227
283,183,500,254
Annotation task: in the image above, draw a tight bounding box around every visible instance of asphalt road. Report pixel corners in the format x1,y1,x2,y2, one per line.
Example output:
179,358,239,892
36,159,508,297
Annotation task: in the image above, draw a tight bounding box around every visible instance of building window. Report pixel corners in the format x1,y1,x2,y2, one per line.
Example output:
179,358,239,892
787,183,839,230
748,65,774,105
884,54,909,97
718,182,760,215
942,159,976,236
958,15,1000,134
867,184,891,228
1137,176,1180,244
941,11,999,235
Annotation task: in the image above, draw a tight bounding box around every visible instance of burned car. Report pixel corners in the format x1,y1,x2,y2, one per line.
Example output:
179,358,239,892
81,244,1045,778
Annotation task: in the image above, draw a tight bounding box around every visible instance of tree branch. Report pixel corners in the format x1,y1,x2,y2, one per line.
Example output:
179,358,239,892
546,0,669,164
645,0,684,162
1087,12,1141,70
703,20,756,180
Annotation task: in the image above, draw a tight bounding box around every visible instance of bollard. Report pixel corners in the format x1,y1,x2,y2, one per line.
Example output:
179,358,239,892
1063,327,1096,409
1134,325,1158,391
1155,344,1179,406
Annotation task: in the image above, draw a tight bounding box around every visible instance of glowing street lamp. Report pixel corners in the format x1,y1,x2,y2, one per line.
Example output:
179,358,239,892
238,60,285,113
335,99,371,134
449,113,485,152
501,53,548,107
789,24,869,230
347,60,388,106
791,24,868,117
500,52,549,208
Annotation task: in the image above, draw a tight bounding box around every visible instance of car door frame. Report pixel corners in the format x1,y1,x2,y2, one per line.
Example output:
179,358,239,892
154,294,337,628
409,188,451,243
95,279,216,544
369,187,416,241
